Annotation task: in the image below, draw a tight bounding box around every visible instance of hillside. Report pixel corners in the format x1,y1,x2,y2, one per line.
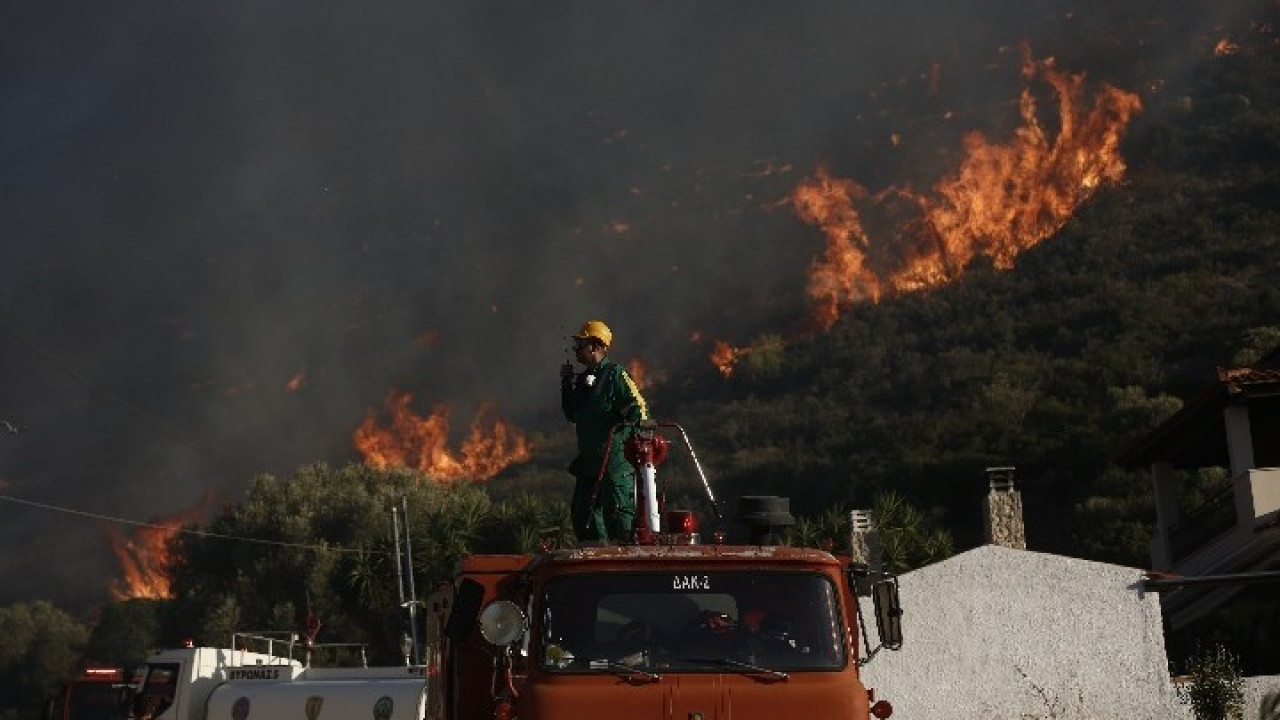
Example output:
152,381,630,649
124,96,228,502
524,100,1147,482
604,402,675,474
507,7,1280,568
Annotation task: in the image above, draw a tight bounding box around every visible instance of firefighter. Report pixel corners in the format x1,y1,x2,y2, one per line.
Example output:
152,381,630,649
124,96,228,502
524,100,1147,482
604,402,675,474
560,320,649,543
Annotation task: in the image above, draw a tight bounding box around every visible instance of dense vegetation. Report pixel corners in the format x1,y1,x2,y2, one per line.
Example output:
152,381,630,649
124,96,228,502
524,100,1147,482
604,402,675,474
3,5,1279,715
644,21,1280,568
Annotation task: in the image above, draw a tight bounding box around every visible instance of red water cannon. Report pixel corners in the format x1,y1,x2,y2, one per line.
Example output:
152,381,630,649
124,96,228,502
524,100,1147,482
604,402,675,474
625,424,670,543
591,420,723,545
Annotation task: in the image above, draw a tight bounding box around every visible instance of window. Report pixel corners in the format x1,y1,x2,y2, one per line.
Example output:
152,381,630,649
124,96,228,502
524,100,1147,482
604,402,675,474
135,664,179,718
540,572,845,672
66,682,129,720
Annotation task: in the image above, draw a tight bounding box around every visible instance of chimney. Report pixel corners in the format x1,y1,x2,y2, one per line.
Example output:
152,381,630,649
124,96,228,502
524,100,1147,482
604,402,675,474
983,467,1026,549
848,510,882,595
848,510,883,570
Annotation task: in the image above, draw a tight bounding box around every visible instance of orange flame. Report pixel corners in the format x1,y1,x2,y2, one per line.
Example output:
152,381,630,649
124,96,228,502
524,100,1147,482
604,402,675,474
792,48,1142,330
286,368,307,393
710,341,746,378
353,391,531,482
107,501,208,600
1214,38,1240,56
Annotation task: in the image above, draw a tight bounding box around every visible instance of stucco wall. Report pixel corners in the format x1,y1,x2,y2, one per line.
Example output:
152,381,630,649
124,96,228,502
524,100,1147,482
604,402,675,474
1244,675,1280,719
860,545,1184,719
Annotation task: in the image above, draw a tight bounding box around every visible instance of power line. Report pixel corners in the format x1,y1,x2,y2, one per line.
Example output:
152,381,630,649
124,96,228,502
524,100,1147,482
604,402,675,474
0,493,392,557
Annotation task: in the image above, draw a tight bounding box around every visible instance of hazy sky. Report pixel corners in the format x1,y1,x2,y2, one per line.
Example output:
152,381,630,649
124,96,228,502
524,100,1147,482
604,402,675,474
0,0,1265,607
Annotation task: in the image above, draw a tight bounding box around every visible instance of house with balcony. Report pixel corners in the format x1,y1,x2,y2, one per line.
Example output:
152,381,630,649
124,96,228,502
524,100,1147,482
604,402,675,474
1118,349,1280,660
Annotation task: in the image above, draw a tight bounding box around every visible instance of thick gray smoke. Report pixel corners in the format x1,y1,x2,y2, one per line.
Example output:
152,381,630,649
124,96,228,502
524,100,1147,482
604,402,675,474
0,0,1265,607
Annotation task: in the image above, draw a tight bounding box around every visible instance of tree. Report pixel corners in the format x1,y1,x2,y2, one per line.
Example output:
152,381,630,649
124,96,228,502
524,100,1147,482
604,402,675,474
872,492,954,573
1230,326,1280,367
163,462,574,663
84,599,161,666
0,601,88,720
782,493,954,573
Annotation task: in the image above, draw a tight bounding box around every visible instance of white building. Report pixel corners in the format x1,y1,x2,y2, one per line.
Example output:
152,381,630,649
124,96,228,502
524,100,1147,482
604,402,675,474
860,544,1185,719
855,474,1280,718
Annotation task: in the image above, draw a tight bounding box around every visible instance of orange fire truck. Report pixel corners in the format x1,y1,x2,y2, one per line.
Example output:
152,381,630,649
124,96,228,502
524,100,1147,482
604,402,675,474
122,422,902,719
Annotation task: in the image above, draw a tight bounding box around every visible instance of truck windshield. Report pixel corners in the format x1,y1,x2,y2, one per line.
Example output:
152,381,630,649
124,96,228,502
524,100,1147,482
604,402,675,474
540,572,845,673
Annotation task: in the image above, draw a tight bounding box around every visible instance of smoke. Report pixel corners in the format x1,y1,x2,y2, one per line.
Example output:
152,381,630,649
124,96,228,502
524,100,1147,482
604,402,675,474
0,0,1269,607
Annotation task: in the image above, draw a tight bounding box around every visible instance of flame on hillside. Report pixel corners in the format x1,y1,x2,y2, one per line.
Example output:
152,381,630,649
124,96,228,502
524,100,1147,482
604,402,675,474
710,341,747,379
354,391,531,482
107,501,209,600
792,47,1142,332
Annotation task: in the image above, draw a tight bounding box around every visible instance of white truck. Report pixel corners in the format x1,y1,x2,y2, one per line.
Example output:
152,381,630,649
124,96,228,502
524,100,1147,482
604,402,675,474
130,633,428,720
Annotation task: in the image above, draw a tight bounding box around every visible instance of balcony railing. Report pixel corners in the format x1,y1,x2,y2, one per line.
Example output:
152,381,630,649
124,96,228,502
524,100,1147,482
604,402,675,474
1167,486,1237,564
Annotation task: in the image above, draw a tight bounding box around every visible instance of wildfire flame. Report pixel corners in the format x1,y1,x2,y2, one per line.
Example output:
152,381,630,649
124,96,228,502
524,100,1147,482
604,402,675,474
710,341,746,378
1214,38,1240,56
286,368,307,393
107,501,209,600
353,391,531,482
792,47,1142,331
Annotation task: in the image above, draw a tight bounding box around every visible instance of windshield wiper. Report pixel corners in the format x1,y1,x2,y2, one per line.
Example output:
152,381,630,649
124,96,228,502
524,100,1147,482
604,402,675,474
588,659,662,682
683,657,788,680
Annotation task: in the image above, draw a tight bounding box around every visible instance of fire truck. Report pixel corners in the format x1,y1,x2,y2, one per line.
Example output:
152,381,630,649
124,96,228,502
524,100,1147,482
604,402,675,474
46,667,139,720
123,422,902,719
127,637,429,719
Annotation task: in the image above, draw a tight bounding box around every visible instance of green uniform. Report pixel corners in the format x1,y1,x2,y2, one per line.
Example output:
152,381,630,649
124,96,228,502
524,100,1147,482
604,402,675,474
562,358,649,542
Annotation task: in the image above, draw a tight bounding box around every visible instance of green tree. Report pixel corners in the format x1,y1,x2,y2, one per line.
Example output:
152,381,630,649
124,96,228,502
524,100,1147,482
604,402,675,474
163,463,573,663
1230,326,1280,367
0,601,88,720
783,493,954,573
84,599,161,666
872,492,955,574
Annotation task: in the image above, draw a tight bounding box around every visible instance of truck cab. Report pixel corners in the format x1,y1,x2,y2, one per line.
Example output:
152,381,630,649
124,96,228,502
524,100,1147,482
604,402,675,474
47,667,140,720
131,644,302,719
434,541,900,720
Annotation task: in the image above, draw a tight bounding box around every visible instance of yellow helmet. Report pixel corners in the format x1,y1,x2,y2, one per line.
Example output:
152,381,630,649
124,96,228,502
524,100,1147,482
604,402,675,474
572,320,613,348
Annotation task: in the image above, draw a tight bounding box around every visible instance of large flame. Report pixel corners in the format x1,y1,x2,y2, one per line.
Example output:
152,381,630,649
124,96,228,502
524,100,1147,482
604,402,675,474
353,391,531,482
107,502,208,600
792,48,1142,331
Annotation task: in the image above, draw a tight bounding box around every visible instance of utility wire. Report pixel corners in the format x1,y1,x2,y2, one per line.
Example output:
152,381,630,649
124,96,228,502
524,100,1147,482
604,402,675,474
0,493,392,557
0,318,266,477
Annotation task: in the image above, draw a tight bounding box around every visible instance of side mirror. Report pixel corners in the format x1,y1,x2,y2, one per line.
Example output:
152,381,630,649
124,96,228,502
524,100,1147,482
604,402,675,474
444,578,486,641
871,579,903,650
478,600,527,647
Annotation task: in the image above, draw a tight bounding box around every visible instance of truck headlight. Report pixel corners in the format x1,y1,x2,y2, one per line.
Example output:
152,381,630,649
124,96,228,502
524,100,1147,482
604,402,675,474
478,600,527,647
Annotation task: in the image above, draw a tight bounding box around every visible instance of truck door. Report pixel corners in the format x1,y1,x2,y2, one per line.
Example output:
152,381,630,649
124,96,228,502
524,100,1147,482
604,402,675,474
133,664,180,720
